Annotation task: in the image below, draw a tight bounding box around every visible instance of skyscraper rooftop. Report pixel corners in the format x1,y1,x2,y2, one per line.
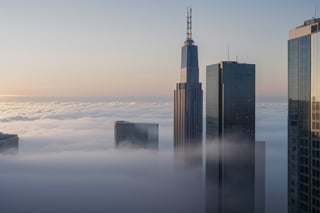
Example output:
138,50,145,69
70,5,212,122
290,18,320,39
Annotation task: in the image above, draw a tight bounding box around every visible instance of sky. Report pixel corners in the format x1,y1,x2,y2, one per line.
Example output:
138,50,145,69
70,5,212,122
0,0,316,97
0,99,287,213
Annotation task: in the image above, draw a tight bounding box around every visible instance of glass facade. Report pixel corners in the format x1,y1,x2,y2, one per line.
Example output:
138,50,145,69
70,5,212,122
288,19,320,213
206,64,221,140
206,61,256,213
206,62,255,140
180,44,199,84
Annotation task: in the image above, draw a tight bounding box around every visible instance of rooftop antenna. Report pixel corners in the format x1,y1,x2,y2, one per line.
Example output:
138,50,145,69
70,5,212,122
186,7,193,41
313,1,317,19
227,42,230,61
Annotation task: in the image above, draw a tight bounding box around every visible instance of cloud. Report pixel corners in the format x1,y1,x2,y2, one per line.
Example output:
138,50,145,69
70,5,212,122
0,149,204,213
0,100,203,213
256,102,287,213
0,99,287,213
0,101,173,152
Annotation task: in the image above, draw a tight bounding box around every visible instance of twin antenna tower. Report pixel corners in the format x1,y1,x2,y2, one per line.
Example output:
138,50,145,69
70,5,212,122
186,7,193,42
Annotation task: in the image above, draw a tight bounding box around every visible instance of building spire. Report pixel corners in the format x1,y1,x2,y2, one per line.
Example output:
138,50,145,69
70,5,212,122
186,7,194,44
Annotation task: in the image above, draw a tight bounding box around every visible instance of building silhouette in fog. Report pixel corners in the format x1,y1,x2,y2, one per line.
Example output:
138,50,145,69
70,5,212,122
114,121,158,149
288,18,320,212
0,133,19,154
173,8,202,164
206,61,261,213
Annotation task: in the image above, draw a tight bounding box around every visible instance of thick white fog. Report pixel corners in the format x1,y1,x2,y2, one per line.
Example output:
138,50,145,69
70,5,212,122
0,99,287,213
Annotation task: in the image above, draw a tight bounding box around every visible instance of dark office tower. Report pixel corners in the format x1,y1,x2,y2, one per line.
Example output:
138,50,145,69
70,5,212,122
288,19,320,213
114,121,159,150
206,61,256,213
174,8,203,162
206,61,255,140
0,133,19,154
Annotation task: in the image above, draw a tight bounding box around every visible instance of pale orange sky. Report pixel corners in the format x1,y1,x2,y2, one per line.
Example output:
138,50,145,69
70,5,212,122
0,0,313,98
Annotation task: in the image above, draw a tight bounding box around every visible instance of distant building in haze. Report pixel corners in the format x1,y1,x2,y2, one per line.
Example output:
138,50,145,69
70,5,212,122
205,61,258,213
173,8,203,164
114,121,158,149
288,18,320,212
0,133,19,154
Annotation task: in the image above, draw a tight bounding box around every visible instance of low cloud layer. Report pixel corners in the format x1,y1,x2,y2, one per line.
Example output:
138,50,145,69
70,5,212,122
256,102,287,213
0,149,204,213
0,99,287,213
0,101,172,152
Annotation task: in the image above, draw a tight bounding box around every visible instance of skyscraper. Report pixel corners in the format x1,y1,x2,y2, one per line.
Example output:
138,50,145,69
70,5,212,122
206,61,255,140
174,8,203,159
206,61,256,213
288,18,320,213
114,121,159,150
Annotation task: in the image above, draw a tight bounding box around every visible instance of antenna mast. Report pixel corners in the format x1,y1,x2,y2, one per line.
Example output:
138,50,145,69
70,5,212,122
227,42,230,61
313,1,317,19
186,7,193,41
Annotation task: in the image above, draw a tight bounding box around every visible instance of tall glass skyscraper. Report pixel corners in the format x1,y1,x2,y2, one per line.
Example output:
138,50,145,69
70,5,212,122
174,8,203,161
206,61,256,213
288,18,320,213
206,61,255,140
